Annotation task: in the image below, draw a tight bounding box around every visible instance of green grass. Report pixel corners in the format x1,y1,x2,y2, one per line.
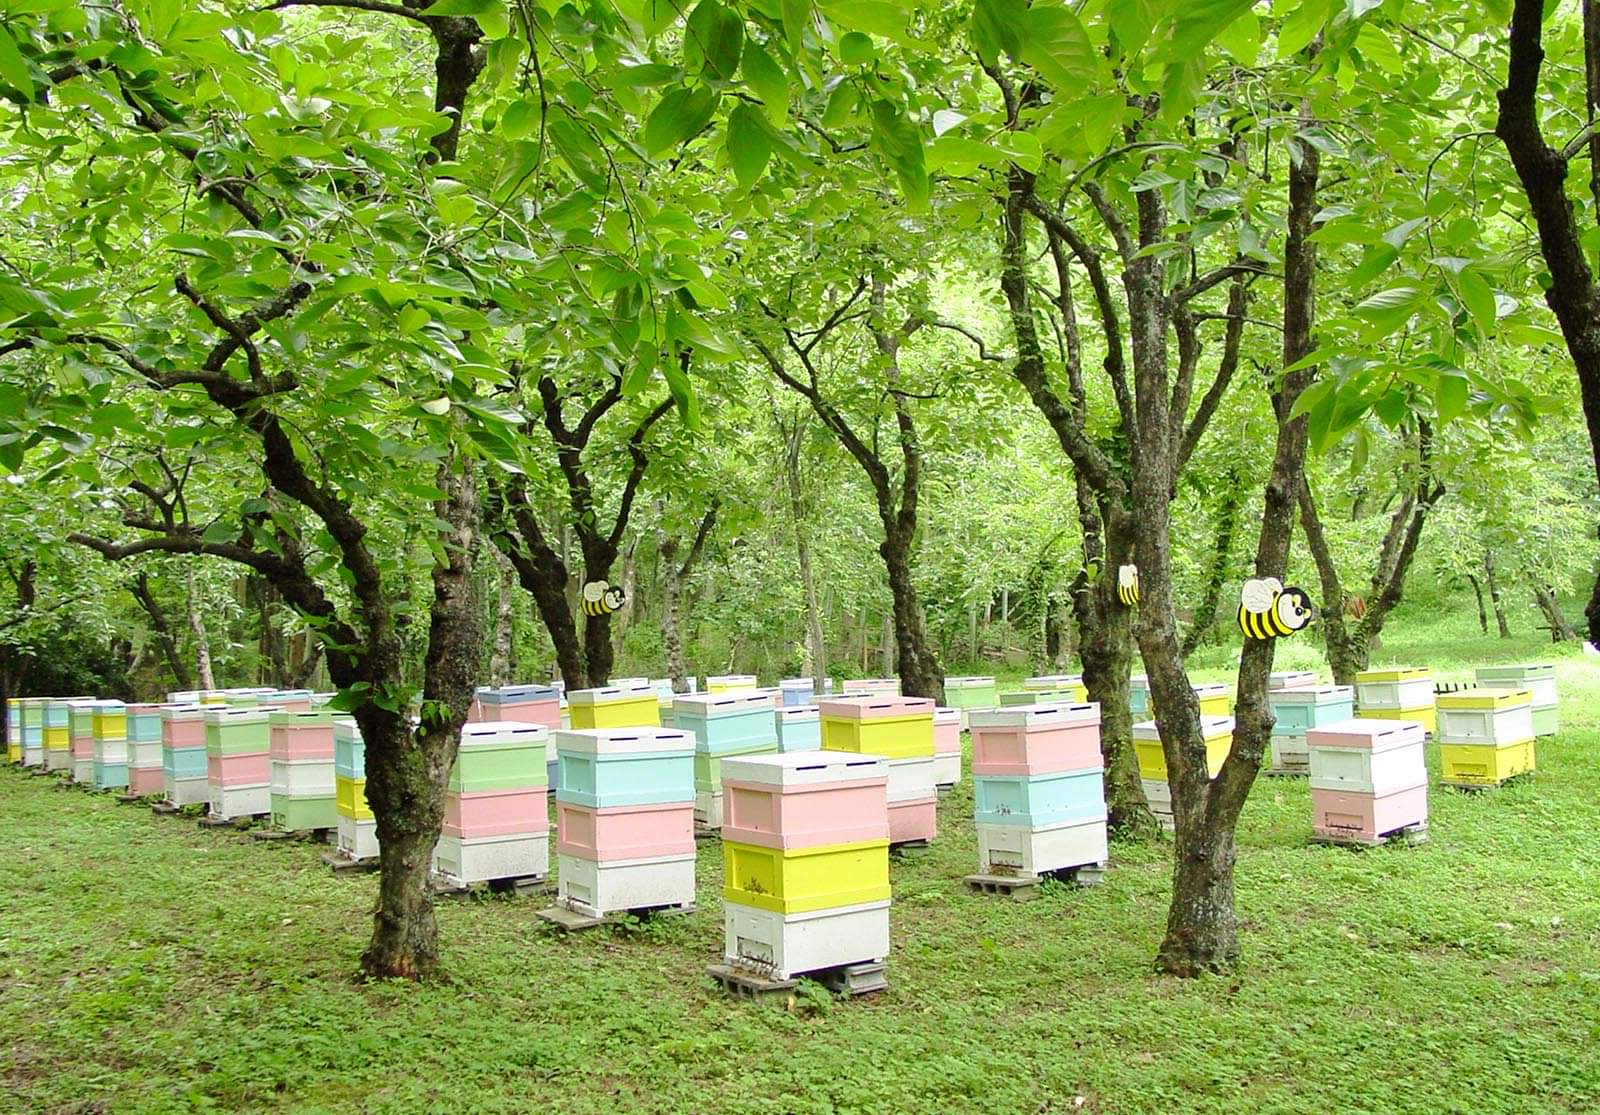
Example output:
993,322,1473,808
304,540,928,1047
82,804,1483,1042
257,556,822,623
4,606,1600,1113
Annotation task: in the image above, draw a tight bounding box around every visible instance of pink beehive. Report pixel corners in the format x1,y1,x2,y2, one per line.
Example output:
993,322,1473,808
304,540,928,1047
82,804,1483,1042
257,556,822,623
443,788,549,840
269,716,335,763
723,756,890,851
557,800,695,861
209,752,270,786
970,703,1103,777
1307,717,1427,843
162,707,206,749
817,695,935,721
1312,785,1429,841
933,708,960,757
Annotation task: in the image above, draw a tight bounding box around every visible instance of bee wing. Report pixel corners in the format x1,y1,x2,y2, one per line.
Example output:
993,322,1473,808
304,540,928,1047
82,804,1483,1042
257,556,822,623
1239,578,1274,613
582,581,606,603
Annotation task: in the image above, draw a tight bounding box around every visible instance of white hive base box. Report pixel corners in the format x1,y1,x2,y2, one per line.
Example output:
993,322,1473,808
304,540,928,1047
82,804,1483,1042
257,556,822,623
976,817,1108,876
434,831,549,886
722,899,890,982
338,816,379,860
933,752,961,788
556,852,695,918
209,783,270,819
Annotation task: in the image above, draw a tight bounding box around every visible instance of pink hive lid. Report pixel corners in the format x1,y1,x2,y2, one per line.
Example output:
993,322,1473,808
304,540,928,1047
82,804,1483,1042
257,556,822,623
816,695,935,721
970,702,1101,731
719,750,888,788
1305,718,1425,750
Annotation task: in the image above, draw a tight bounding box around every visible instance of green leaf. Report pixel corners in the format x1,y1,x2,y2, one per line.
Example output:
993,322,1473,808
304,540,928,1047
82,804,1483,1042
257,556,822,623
869,98,927,211
1107,0,1159,58
782,0,811,54
1355,23,1402,73
822,0,915,42
1277,0,1333,59
971,0,1025,65
1213,8,1261,62
726,102,772,189
1434,372,1468,424
741,42,790,125
420,398,452,416
1018,4,1098,90
1459,271,1497,333
1160,0,1259,63
0,25,34,102
645,86,720,155
684,0,745,81
839,31,875,65
821,81,858,128
500,99,540,141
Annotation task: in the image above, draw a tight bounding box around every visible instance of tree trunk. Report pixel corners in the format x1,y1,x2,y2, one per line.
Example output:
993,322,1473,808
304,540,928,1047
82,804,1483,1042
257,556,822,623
610,536,639,656
1485,550,1511,638
359,452,481,981
186,566,216,690
1497,0,1600,649
1535,584,1579,641
490,554,516,685
1181,477,1242,657
881,527,945,702
131,572,193,690
582,604,615,688
1467,573,1488,635
1160,113,1320,976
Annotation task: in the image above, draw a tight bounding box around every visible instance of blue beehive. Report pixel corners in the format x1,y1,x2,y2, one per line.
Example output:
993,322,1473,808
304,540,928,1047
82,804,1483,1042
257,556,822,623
93,759,129,790
779,678,815,707
334,719,365,780
128,708,163,743
973,769,1107,828
774,705,821,752
164,744,208,782
1269,685,1355,734
672,693,778,754
1129,675,1149,717
554,727,695,808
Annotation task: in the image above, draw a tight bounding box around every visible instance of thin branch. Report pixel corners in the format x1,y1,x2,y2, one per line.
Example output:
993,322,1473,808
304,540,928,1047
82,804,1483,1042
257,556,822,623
263,0,429,19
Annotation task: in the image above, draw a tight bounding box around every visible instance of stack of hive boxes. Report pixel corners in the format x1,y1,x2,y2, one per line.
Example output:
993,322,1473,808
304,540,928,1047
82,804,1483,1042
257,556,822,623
942,676,999,728
1266,685,1354,775
1436,688,1536,788
819,695,936,846
160,704,209,806
472,684,561,781
774,705,820,752
43,698,73,772
932,707,961,789
91,700,129,791
1354,666,1436,735
1025,674,1089,701
5,698,17,763
719,752,891,981
1193,683,1232,717
20,697,45,767
842,677,900,697
124,704,165,796
1475,663,1559,738
707,674,758,694
970,703,1106,876
1134,715,1235,830
435,721,550,887
268,709,337,831
554,726,696,916
676,692,781,828
1308,718,1428,842
568,683,659,731
649,679,678,727
779,678,815,707
206,705,276,819
68,699,98,783
335,719,377,861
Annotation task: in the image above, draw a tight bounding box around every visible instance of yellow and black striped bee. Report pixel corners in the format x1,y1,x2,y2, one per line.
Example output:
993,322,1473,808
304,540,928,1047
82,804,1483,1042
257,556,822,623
582,580,627,617
1116,564,1140,607
1237,577,1314,640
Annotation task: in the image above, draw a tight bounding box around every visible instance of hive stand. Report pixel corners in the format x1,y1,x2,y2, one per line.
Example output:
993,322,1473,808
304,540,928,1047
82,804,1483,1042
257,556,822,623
964,860,1107,899
890,838,931,858
251,827,332,845
1262,760,1310,778
693,822,720,841
706,960,887,1001
1311,821,1428,849
431,872,549,899
1440,772,1535,792
197,812,260,830
321,848,380,875
534,900,695,932
115,790,160,804
151,800,206,817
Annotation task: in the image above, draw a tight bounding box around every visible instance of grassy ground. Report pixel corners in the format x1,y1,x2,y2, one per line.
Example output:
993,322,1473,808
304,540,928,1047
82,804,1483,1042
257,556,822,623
3,605,1599,1113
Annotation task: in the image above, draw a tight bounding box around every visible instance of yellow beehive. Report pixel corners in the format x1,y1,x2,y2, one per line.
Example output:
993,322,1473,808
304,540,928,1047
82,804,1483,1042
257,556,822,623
1133,716,1233,781
818,697,935,759
1193,683,1232,718
1357,704,1436,736
335,775,373,820
1440,739,1536,787
722,838,890,914
566,685,660,730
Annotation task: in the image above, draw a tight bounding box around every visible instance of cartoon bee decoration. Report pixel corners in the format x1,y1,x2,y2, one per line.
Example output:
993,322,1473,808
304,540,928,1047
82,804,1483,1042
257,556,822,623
1237,577,1315,640
1116,564,1140,607
581,580,627,618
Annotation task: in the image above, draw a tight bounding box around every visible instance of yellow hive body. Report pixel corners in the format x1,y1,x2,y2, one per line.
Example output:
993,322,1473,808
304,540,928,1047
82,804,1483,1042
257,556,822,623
721,838,890,914
1440,739,1536,786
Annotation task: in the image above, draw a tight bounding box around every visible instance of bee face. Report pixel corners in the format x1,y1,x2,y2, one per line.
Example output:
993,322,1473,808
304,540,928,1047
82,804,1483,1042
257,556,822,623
603,587,627,610
1275,588,1314,632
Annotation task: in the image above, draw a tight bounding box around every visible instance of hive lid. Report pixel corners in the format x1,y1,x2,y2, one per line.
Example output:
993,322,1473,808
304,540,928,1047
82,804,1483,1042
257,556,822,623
160,703,206,719
718,750,888,788
552,726,694,755
1474,663,1555,679
1133,715,1233,741
779,678,816,689
203,705,279,724
461,720,549,747
776,705,820,722
1024,674,1083,689
1269,685,1353,705
269,709,334,726
970,702,1101,730
674,692,772,717
567,683,655,706
932,706,962,724
817,695,935,721
1355,666,1433,683
706,674,758,686
1191,683,1231,698
481,684,560,702
943,675,997,688
1305,717,1426,749
1436,687,1532,711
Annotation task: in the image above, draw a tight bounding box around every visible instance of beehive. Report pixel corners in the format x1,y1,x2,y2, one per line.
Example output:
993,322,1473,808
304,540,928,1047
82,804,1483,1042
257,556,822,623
818,696,935,760
1132,716,1233,781
567,683,659,730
